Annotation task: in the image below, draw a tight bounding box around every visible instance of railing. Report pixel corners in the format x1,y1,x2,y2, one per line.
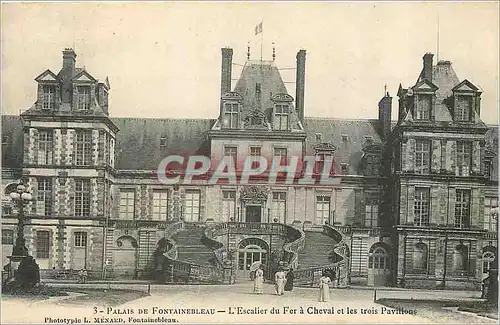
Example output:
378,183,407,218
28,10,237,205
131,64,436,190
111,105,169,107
161,221,305,284
109,219,171,229
293,224,349,288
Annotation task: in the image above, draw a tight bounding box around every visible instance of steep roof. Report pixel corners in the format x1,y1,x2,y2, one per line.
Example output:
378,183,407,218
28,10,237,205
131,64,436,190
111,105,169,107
1,115,23,169
303,118,384,175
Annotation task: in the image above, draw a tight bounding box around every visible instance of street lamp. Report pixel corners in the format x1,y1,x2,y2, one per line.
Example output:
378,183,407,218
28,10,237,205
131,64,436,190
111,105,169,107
9,181,33,258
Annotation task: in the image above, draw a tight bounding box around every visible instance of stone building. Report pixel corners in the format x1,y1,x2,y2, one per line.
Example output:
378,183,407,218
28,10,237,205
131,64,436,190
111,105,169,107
1,47,497,289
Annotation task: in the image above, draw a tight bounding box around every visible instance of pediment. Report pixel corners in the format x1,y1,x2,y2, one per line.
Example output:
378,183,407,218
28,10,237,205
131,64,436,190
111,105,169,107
413,79,438,92
222,91,243,101
72,70,97,83
452,79,480,93
34,69,58,82
271,93,294,102
313,142,336,152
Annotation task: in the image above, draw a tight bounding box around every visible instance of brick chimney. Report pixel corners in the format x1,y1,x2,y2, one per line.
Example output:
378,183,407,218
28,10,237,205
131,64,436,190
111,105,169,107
378,92,392,140
220,48,233,96
60,48,77,104
422,53,434,82
295,49,306,120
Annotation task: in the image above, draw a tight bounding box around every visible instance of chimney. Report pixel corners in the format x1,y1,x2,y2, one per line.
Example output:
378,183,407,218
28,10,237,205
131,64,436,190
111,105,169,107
62,48,77,78
295,49,306,120
220,48,233,96
378,92,392,140
422,53,434,82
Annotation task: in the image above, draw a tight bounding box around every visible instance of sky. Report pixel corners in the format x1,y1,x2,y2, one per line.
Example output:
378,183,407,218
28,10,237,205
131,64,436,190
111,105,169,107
1,1,499,124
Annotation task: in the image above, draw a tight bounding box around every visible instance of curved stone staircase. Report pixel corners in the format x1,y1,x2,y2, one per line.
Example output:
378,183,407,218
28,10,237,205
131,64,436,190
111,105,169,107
298,230,337,268
171,224,216,266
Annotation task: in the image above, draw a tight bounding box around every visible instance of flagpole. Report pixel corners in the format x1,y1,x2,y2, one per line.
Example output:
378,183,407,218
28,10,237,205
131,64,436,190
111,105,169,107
260,20,263,63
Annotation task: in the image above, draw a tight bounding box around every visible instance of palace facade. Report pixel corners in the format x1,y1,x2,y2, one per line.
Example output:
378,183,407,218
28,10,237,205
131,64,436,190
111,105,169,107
1,47,498,289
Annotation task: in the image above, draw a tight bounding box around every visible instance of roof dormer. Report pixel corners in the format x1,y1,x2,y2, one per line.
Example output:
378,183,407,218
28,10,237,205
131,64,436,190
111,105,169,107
271,93,293,131
34,69,60,111
411,79,438,121
451,79,482,122
221,91,243,129
72,70,97,111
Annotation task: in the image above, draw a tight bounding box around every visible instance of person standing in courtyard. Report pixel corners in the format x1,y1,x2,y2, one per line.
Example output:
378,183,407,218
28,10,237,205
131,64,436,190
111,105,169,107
284,268,294,292
274,267,287,296
253,264,264,294
318,270,332,302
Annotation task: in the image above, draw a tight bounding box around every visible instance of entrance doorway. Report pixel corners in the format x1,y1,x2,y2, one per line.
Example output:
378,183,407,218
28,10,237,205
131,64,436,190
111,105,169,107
237,238,269,279
246,206,262,223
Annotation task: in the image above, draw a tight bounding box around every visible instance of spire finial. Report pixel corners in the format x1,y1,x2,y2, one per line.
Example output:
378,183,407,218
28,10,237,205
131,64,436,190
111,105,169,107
272,42,276,61
384,84,387,96
247,42,250,61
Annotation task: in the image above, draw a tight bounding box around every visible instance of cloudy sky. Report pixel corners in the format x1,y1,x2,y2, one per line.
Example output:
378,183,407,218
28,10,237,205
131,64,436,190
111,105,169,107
1,2,498,124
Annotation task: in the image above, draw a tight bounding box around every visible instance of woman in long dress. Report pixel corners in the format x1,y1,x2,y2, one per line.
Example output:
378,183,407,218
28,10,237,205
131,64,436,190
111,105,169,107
253,265,264,294
275,268,287,296
284,268,294,292
318,271,332,302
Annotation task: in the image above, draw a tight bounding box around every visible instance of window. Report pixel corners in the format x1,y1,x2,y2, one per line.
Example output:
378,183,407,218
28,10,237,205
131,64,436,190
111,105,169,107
340,163,349,174
364,155,380,176
43,85,56,109
75,130,92,166
484,160,492,179
455,189,471,228
36,178,52,216
160,134,167,150
272,192,286,223
74,231,88,247
341,134,348,143
36,230,50,259
2,229,14,245
38,130,54,165
224,146,237,166
415,139,431,174
249,146,261,156
223,103,239,128
2,135,8,147
456,141,472,176
364,136,373,146
74,179,91,217
184,190,200,222
152,190,168,221
369,246,390,270
456,96,472,121
452,243,468,274
315,133,322,142
416,94,431,120
274,104,289,130
314,153,334,175
119,189,135,220
482,251,496,276
274,148,287,165
414,188,430,226
315,195,330,225
77,86,91,110
222,190,236,221
413,242,428,272
484,197,498,231
365,197,379,227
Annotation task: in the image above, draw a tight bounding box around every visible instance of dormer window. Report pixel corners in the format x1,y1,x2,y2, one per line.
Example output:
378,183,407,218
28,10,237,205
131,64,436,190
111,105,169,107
315,133,322,142
274,104,289,130
340,163,349,174
341,134,348,143
416,94,431,120
223,103,239,128
456,95,472,121
42,85,56,109
160,133,167,150
2,135,8,147
77,86,91,110
365,136,373,146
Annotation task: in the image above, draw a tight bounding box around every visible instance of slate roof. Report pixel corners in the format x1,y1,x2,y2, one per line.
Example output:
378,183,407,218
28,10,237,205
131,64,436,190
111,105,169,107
1,115,497,177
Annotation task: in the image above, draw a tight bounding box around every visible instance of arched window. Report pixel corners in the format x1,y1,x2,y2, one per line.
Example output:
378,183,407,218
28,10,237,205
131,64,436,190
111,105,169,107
482,251,496,276
238,238,268,271
452,244,468,274
413,242,428,272
369,245,390,270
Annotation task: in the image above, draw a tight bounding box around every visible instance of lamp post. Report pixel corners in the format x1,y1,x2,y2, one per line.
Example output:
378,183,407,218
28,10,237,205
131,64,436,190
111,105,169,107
7,181,34,276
